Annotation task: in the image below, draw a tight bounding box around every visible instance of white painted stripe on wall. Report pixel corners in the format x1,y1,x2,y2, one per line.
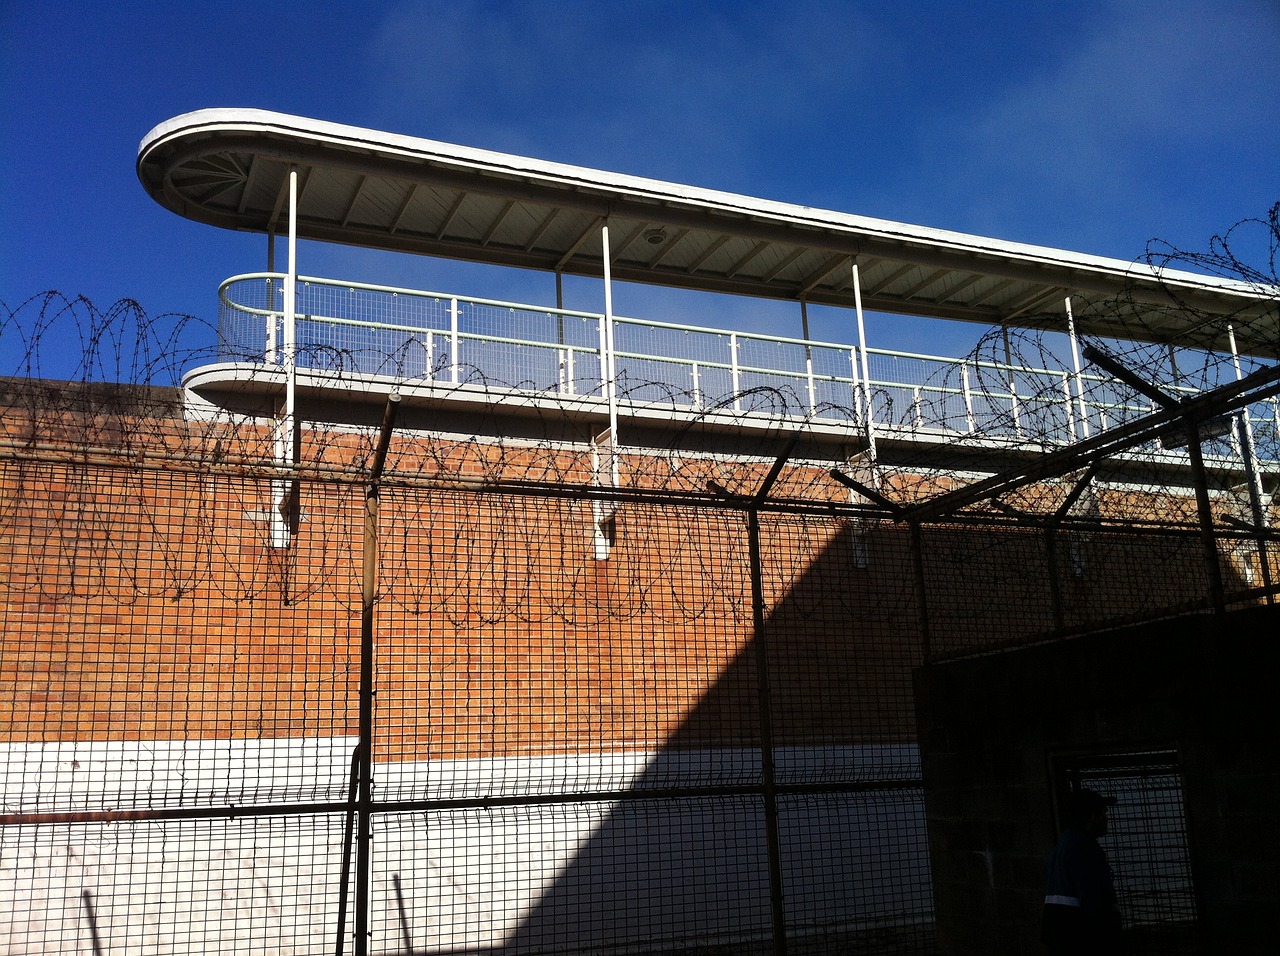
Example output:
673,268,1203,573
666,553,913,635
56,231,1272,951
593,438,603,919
2,737,930,954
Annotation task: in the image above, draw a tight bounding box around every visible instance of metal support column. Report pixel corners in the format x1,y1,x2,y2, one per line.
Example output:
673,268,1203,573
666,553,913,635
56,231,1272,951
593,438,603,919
284,166,298,455
601,220,619,456
353,394,401,956
1227,325,1273,599
272,167,301,548
555,269,567,392
1045,465,1099,633
592,222,620,557
1083,346,1226,615
711,435,800,956
266,231,278,363
909,521,930,658
747,505,788,956
1065,297,1089,439
826,468,929,654
1002,325,1021,437
851,261,878,482
801,300,816,414
1185,423,1227,615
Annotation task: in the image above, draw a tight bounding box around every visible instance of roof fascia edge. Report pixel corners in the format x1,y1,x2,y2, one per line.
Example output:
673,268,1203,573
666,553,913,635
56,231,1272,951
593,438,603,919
138,109,1272,311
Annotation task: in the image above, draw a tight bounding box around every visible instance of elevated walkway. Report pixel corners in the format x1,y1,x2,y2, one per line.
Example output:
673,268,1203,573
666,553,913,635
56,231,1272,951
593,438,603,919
183,273,1279,491
139,109,1277,507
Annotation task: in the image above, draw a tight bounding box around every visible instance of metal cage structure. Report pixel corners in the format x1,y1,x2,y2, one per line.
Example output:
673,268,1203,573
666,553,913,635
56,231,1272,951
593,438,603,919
2,110,1277,955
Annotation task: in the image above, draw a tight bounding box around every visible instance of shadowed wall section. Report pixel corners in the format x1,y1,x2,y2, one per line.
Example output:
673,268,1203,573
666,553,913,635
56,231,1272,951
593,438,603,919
914,606,1279,956
2,379,1270,955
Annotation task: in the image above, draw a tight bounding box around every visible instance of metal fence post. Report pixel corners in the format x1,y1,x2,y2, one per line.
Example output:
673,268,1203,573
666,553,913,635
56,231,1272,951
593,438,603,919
1044,525,1065,633
746,507,788,956
710,437,799,956
910,522,931,659
1185,422,1227,616
355,395,401,956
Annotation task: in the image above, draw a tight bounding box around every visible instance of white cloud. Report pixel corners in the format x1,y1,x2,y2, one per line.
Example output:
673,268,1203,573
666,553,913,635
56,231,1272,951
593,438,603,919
906,0,1280,251
356,0,1277,267
361,1,884,189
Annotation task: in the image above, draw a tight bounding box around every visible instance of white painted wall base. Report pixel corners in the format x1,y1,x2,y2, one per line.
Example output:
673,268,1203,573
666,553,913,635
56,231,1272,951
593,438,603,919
2,738,931,954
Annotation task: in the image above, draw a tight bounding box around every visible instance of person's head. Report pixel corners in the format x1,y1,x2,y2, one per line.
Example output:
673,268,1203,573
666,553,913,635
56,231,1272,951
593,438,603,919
1067,788,1116,837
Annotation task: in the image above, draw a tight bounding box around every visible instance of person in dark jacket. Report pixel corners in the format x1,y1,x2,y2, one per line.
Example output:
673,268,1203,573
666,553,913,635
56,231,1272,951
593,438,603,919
1042,788,1122,954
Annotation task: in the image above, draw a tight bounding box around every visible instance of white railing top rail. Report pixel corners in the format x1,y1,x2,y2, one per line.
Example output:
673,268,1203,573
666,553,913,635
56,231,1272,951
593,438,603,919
218,272,605,322
218,272,1145,384
216,272,1278,461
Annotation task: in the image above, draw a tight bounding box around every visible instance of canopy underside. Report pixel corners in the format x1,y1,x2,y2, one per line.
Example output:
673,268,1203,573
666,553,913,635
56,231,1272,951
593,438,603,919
139,109,1278,356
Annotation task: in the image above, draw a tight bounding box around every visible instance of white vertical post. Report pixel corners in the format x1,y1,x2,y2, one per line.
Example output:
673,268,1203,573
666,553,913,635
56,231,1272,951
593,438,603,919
849,350,861,418
1228,324,1273,599
1061,372,1075,442
1223,331,1244,456
1229,324,1267,524
591,221,620,559
730,333,742,413
1065,296,1090,439
449,297,460,383
555,270,567,393
266,232,278,363
801,300,816,414
596,314,608,397
961,362,976,433
271,166,299,548
601,220,619,474
266,297,279,365
285,167,298,441
1002,325,1021,437
1227,325,1245,381
852,261,878,476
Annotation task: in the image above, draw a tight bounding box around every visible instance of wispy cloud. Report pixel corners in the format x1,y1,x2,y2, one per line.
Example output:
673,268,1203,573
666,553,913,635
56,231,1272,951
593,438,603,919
361,1,884,190
898,0,1280,253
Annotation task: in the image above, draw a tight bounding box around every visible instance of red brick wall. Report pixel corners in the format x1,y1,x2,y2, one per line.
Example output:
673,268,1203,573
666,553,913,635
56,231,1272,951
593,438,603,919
2,394,1262,764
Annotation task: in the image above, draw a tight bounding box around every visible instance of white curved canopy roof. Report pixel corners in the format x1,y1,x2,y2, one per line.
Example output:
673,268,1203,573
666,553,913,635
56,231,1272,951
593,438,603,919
138,108,1277,355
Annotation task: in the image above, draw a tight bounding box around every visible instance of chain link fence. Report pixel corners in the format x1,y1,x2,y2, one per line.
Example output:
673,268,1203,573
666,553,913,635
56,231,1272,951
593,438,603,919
2,281,1277,954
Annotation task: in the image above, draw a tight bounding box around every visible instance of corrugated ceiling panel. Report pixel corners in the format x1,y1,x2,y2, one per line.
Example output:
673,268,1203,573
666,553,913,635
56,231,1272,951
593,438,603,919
243,158,287,218
403,185,458,237
299,167,354,223
491,202,543,249
135,110,1278,354
353,178,407,228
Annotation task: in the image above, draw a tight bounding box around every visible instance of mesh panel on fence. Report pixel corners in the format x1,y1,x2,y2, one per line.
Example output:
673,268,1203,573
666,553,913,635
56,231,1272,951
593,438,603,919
4,281,1278,954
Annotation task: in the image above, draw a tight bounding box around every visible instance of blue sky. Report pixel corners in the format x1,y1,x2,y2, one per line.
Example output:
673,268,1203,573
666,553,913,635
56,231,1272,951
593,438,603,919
2,0,1278,371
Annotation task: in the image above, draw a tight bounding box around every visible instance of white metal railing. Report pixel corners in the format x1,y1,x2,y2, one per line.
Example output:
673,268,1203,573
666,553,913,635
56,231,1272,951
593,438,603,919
218,273,1279,460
